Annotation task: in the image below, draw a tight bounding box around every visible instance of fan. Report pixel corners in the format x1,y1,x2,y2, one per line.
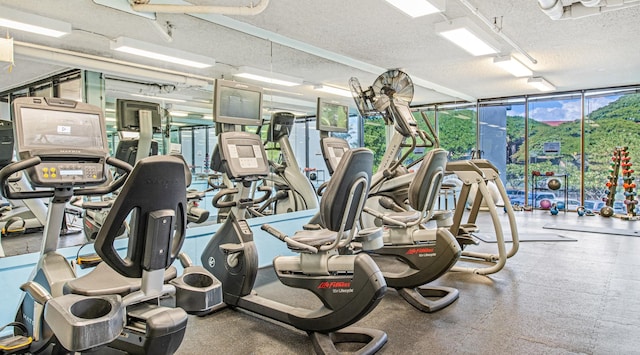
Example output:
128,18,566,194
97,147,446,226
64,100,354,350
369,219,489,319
349,77,376,118
371,69,414,104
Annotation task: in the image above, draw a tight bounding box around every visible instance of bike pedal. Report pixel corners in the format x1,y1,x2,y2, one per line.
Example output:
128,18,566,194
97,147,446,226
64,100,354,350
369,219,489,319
0,335,32,354
76,253,102,269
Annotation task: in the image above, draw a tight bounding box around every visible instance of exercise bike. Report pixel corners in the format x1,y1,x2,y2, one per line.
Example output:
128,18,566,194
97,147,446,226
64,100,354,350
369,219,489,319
0,97,221,354
201,131,388,354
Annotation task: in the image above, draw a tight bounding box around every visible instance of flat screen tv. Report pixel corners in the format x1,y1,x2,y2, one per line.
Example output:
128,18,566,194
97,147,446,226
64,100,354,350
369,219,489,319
116,99,161,133
316,98,348,133
213,79,263,126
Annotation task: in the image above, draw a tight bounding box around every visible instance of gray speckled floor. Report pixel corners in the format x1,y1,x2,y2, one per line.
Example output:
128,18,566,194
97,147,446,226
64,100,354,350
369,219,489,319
178,210,640,354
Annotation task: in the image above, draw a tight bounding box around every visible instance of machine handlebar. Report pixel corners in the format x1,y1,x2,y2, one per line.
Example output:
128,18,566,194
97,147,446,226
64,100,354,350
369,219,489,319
212,188,239,208
0,157,53,199
0,156,133,200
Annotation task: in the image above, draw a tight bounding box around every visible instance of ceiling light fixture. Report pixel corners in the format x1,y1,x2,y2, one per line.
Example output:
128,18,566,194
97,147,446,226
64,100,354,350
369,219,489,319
435,17,500,56
384,0,445,18
0,8,71,38
111,36,215,69
169,111,189,117
314,84,353,98
263,94,316,108
493,55,533,77
527,77,556,92
130,93,187,103
235,66,303,87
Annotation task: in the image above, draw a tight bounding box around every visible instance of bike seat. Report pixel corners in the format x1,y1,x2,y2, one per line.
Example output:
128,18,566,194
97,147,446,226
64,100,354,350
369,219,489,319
290,229,337,249
63,262,177,297
385,211,421,224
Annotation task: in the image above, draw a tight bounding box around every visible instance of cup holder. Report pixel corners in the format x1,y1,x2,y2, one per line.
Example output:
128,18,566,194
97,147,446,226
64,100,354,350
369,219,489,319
70,298,113,319
182,273,214,288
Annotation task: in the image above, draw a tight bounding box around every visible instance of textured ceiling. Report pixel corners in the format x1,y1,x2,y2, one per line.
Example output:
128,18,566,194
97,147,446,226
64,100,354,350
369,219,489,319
0,0,639,117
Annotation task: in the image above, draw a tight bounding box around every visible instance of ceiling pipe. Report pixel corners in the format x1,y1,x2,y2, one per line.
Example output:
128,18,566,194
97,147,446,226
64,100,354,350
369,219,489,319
130,0,270,16
457,0,538,65
13,41,212,88
538,0,640,20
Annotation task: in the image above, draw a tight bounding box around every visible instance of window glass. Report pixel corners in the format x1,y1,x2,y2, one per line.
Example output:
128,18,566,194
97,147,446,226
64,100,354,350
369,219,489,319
527,95,582,208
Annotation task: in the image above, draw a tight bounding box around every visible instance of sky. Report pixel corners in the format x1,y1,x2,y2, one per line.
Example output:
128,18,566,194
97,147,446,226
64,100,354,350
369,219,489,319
508,95,620,122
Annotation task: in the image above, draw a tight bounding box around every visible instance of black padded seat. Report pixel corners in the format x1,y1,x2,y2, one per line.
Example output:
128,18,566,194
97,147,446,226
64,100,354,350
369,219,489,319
290,229,337,249
386,211,421,224
63,262,178,296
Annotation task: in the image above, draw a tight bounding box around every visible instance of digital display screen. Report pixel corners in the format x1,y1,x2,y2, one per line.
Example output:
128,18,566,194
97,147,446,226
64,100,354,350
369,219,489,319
236,145,255,158
19,108,104,150
317,99,348,133
60,169,84,176
218,86,262,122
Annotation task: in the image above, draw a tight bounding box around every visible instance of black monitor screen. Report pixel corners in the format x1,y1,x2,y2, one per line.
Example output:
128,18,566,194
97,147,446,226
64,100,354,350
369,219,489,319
0,121,14,167
267,112,295,142
316,98,349,133
116,99,161,133
19,108,104,150
213,79,263,126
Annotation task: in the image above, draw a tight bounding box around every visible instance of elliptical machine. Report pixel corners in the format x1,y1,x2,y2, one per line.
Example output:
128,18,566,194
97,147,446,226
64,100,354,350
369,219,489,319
333,70,461,312
201,130,387,354
253,111,318,216
0,97,221,354
81,99,160,241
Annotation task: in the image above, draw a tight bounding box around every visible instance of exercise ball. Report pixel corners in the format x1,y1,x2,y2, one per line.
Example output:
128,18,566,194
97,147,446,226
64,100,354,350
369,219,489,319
547,178,561,191
539,199,552,209
600,206,614,217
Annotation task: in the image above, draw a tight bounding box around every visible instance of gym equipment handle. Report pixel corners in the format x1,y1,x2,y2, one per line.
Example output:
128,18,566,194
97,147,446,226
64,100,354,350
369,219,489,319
212,188,239,208
253,185,272,204
0,157,53,199
20,281,52,305
261,224,318,254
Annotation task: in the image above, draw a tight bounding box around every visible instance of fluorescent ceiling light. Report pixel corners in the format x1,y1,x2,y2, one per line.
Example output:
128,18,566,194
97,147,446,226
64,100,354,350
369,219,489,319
493,55,533,77
130,93,187,103
0,8,71,38
314,85,353,98
169,111,189,117
263,87,304,96
527,77,556,92
435,17,499,56
111,37,215,69
263,94,316,108
235,66,303,87
384,0,445,18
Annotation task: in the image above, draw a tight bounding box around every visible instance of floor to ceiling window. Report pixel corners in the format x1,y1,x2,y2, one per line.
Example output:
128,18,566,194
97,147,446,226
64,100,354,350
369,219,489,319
527,94,582,208
436,104,477,162
584,90,640,213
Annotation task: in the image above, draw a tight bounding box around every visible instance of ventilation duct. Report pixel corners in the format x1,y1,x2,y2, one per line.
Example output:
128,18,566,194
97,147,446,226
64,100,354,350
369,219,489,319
538,0,640,20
